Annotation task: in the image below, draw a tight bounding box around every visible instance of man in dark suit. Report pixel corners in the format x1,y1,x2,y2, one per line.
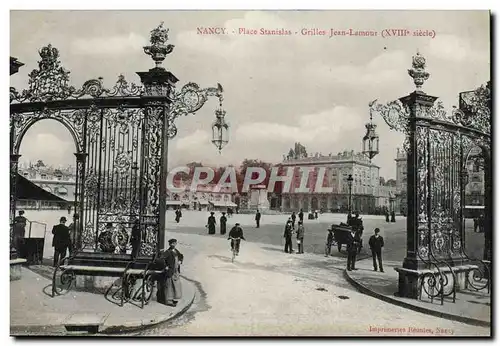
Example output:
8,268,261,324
291,212,296,229
346,229,361,271
52,216,71,266
255,210,261,228
369,228,385,272
298,209,304,223
283,219,294,253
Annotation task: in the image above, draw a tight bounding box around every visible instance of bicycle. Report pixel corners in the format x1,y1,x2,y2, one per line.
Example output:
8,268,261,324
229,237,242,263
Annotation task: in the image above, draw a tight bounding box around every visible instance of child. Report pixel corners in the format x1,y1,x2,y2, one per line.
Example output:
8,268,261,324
325,226,335,257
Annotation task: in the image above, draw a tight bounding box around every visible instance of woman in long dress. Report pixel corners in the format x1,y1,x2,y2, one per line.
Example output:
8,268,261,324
156,239,184,306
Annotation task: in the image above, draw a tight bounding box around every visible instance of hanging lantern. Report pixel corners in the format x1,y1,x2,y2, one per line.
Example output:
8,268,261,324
362,111,380,160
211,104,229,153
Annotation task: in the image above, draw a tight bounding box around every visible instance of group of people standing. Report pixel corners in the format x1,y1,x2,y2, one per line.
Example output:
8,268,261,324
385,210,396,223
283,209,306,254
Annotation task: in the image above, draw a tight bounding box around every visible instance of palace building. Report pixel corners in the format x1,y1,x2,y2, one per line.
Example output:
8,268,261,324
279,150,386,213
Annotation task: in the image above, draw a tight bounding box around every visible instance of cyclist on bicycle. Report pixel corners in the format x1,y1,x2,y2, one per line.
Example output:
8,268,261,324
228,223,245,256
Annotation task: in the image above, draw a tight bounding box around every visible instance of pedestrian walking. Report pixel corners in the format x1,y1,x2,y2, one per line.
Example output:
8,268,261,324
52,216,71,266
346,228,361,271
156,239,184,307
220,212,227,235
368,228,384,272
298,209,304,223
291,212,296,228
283,220,294,253
207,212,216,234
325,227,334,257
385,210,390,223
13,210,27,253
175,208,182,223
255,209,261,228
390,211,396,222
296,221,305,254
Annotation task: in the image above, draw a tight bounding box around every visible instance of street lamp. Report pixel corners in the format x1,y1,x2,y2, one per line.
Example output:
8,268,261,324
212,96,229,153
363,103,380,213
347,174,353,214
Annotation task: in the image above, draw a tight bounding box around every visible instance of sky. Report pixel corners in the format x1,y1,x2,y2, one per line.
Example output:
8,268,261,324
10,10,490,179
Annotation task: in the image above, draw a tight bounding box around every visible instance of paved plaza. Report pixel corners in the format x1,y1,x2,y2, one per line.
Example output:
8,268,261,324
24,209,484,263
11,209,490,336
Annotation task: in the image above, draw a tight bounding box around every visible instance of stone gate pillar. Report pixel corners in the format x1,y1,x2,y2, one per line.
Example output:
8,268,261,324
137,24,178,252
397,54,438,298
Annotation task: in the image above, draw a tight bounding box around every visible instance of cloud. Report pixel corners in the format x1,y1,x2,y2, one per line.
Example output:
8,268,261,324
19,132,75,166
235,106,363,144
175,129,211,151
428,34,489,63
303,50,408,87
71,33,146,55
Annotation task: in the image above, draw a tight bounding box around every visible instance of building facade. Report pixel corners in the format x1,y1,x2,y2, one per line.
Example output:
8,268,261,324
17,162,76,209
280,150,383,213
394,148,407,215
465,146,485,206
166,180,236,211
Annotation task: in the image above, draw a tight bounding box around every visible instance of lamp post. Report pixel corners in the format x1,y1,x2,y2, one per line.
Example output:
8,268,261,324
347,174,353,214
363,103,380,214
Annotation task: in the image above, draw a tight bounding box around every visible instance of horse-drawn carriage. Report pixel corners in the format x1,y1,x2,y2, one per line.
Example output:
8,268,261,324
330,222,363,253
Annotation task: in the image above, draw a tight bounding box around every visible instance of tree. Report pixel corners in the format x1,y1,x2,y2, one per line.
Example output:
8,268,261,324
176,162,203,181
238,159,272,193
35,160,45,168
285,142,308,160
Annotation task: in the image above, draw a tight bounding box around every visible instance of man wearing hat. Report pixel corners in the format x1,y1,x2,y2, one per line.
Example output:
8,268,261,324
346,227,361,271
156,239,184,307
369,228,385,272
283,219,294,254
228,223,245,255
51,216,71,266
325,226,335,257
207,212,216,235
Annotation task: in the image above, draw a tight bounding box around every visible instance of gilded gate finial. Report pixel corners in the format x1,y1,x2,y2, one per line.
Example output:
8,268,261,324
408,51,430,91
144,22,175,68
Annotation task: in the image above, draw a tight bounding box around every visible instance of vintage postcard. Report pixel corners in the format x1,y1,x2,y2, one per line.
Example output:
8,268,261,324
9,10,491,337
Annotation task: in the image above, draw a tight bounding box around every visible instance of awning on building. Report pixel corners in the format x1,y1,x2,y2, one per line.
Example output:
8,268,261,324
209,201,237,207
15,174,68,202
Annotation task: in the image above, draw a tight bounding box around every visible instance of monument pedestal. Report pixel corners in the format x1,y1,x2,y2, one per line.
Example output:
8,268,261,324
248,185,269,211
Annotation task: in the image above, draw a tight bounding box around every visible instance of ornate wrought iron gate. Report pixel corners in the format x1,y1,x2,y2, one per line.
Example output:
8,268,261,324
372,52,491,298
10,24,225,257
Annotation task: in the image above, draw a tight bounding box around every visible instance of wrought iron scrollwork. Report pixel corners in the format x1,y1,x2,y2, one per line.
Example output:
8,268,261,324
167,82,224,139
51,256,76,297
11,24,227,257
